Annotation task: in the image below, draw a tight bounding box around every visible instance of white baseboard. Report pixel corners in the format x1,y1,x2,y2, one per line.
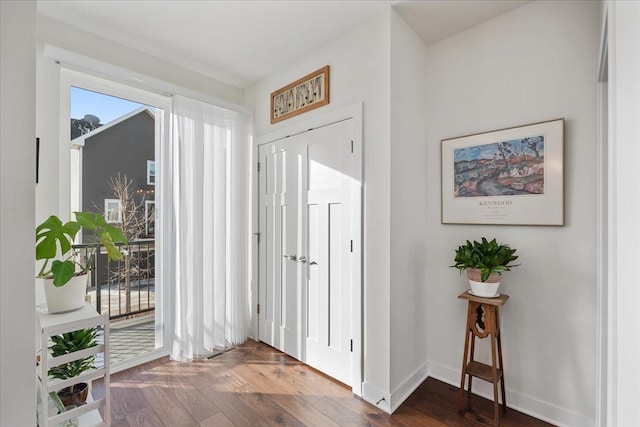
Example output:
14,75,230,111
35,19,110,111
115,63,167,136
390,362,429,413
427,361,595,427
362,381,391,413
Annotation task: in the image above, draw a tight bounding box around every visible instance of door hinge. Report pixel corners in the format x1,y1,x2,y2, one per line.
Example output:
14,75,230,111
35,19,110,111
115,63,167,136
350,240,353,253
254,232,260,244
257,304,260,314
350,339,353,352
257,162,261,172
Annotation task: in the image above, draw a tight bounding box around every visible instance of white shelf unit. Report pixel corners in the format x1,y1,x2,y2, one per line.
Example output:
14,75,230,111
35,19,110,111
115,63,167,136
38,304,110,427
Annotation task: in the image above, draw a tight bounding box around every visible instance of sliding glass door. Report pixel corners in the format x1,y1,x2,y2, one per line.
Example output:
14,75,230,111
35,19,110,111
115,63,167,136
62,69,171,372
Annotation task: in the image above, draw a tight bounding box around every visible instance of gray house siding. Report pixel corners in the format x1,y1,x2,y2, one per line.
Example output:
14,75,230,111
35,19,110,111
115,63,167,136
82,110,155,234
80,110,155,291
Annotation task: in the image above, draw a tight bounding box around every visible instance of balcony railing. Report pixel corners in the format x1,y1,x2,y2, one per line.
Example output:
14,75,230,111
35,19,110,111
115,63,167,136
73,239,155,320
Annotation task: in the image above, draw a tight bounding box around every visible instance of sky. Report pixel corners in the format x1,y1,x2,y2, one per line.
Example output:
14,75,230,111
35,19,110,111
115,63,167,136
71,86,146,125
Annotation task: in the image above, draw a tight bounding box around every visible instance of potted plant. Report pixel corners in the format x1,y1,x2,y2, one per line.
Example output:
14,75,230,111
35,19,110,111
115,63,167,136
48,327,98,407
36,212,127,313
451,237,519,297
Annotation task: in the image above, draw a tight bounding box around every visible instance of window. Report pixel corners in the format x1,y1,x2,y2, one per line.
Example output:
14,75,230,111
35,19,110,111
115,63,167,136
147,160,155,185
62,67,171,371
145,200,156,236
104,199,122,223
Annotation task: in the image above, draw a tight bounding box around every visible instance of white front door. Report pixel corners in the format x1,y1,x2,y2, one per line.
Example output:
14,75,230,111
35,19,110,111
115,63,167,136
258,119,355,386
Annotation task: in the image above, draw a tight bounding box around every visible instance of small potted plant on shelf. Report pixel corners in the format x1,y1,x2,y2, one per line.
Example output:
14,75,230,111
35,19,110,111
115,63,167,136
48,327,99,407
451,237,519,297
36,212,127,313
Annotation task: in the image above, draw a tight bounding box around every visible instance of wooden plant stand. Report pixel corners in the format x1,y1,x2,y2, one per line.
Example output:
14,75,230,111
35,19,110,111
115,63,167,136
457,291,509,426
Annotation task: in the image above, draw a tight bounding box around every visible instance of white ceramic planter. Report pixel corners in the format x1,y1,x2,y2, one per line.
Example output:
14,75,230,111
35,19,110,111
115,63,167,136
43,274,88,313
466,268,501,298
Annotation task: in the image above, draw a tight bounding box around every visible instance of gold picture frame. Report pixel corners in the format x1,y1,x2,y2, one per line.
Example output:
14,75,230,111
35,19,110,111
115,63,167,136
270,66,330,124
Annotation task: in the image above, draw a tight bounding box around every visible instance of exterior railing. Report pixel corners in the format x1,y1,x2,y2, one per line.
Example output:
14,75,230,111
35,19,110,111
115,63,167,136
73,239,155,320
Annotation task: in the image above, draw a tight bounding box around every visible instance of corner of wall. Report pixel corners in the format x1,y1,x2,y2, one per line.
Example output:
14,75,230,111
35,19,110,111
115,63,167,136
1,2,37,425
426,361,595,426
389,362,429,413
362,381,392,414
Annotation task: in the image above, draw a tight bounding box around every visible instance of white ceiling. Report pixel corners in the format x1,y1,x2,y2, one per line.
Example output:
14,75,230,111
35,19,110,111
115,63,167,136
37,0,531,89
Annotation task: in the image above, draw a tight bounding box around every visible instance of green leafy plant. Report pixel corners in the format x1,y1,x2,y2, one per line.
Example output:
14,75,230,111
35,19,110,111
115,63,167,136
48,328,98,389
36,212,128,287
451,237,519,282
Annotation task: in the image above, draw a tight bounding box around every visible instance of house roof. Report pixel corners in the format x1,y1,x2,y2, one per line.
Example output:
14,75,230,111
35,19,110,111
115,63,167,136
71,106,155,148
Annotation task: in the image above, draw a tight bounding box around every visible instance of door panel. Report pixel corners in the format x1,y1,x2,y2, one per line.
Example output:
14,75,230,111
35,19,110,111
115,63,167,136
259,119,354,386
328,202,343,350
302,120,353,385
258,140,299,358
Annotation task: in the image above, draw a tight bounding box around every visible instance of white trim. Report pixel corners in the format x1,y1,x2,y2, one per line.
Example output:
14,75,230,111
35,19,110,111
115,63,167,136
145,200,156,236
596,81,608,427
606,2,640,425
605,3,617,426
147,160,156,186
427,361,595,427
253,103,364,397
111,347,169,375
62,68,171,116
362,381,391,413
155,93,171,356
45,44,250,116
389,362,428,413
596,5,609,426
104,198,122,223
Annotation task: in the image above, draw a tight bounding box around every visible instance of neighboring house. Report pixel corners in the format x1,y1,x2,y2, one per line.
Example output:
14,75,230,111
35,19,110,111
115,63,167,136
71,107,156,241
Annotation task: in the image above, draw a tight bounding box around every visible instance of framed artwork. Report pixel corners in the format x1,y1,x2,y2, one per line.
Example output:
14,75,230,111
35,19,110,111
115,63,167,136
270,65,330,124
441,118,564,226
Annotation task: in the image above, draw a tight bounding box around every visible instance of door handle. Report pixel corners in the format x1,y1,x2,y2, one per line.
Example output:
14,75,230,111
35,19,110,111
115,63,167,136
309,261,318,266
282,254,297,261
298,256,306,263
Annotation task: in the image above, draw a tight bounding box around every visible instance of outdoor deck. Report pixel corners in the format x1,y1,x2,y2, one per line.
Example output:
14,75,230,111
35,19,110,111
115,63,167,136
88,286,157,365
109,315,156,364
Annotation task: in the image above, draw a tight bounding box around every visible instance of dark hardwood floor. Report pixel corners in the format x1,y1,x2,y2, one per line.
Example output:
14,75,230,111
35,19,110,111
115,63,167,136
94,339,554,426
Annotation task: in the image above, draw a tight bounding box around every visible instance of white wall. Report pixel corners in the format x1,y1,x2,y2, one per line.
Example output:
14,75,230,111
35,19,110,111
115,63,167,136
424,2,600,425
0,1,37,425
35,39,63,226
246,10,393,409
607,1,640,425
37,15,244,106
388,9,429,411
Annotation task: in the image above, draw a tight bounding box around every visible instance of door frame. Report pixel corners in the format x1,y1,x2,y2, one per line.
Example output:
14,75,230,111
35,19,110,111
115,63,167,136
252,103,363,395
59,68,172,373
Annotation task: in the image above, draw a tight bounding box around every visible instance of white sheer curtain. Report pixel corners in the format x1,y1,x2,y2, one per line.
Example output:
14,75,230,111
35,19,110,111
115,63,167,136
170,95,249,362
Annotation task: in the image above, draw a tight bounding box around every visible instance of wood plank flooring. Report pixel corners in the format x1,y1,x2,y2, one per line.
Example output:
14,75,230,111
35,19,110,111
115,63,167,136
93,339,555,426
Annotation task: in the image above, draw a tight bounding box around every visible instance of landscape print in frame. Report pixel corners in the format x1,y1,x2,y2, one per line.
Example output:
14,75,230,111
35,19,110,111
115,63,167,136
441,118,564,225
